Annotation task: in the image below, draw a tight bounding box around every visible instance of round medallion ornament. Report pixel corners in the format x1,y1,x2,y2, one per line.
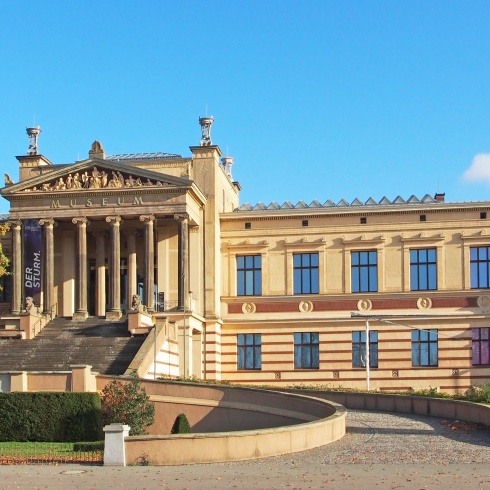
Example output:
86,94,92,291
242,302,256,314
417,297,432,309
357,299,372,311
477,295,490,309
299,301,313,313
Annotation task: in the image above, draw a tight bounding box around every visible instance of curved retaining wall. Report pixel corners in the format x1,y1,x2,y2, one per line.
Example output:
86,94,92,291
282,389,490,427
111,380,346,465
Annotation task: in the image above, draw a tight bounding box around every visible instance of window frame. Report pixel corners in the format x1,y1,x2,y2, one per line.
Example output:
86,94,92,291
352,330,378,368
351,250,378,293
237,333,262,370
472,327,490,366
410,248,437,291
293,252,319,294
470,246,490,289
294,332,320,369
411,329,438,367
236,255,262,296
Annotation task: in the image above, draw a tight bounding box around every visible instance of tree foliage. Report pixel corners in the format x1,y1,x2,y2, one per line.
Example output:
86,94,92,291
101,375,155,436
0,223,9,287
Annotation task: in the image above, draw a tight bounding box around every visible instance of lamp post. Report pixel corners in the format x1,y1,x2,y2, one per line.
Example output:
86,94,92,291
351,313,372,391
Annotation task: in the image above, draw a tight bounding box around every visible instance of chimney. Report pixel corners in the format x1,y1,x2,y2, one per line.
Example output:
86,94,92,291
434,193,445,202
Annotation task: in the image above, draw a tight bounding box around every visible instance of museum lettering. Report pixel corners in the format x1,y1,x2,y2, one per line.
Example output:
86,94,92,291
51,195,144,209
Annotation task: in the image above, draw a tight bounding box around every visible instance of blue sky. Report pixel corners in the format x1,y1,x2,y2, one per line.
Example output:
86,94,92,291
1,1,490,214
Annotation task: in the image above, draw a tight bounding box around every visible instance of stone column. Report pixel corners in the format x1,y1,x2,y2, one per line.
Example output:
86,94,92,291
95,231,106,318
175,214,189,310
10,221,22,315
126,230,137,306
72,217,89,320
139,215,155,311
39,218,55,316
106,216,122,320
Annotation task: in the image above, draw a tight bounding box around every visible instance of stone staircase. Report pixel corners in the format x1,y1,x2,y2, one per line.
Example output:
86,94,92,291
0,317,146,375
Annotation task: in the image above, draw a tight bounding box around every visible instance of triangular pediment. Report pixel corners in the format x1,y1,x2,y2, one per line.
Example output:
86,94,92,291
1,158,192,196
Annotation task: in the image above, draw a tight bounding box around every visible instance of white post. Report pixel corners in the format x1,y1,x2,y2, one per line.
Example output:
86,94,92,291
103,424,130,466
365,319,370,392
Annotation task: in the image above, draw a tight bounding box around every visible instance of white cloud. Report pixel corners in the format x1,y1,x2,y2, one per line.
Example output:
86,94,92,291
463,154,490,184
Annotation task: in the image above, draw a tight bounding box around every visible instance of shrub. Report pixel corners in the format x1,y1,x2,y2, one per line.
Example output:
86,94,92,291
465,383,490,404
0,392,103,442
171,413,191,434
101,376,155,436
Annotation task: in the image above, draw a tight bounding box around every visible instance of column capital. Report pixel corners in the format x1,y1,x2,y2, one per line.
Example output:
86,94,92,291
72,217,89,225
39,218,55,227
174,213,189,221
106,216,122,224
7,220,22,228
139,214,155,223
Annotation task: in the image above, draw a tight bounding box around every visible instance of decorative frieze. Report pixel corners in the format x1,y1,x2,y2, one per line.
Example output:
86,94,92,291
23,166,168,193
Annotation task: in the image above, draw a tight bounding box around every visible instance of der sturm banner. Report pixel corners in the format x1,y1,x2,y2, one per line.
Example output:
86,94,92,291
23,219,42,298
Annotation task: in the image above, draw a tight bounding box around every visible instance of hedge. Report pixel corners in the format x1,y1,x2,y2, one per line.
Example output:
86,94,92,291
0,392,103,442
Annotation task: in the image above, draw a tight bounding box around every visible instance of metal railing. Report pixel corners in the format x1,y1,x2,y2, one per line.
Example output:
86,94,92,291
45,302,58,320
0,441,103,465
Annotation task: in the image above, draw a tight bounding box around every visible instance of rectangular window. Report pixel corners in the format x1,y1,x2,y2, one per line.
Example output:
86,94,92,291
294,332,319,369
351,251,378,293
412,329,438,367
472,328,490,365
410,248,437,291
237,255,262,296
352,330,378,368
237,333,261,370
470,246,490,289
293,253,319,294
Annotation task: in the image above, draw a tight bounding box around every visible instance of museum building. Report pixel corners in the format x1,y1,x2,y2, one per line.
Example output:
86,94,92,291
1,120,490,393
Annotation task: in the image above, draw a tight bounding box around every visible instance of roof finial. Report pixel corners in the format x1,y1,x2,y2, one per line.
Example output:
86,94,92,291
199,115,214,146
26,126,42,155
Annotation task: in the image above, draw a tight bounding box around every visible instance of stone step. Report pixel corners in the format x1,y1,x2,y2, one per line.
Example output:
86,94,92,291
0,317,145,375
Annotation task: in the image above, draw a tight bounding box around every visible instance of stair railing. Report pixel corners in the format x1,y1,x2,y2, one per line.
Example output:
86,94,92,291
45,302,58,321
32,316,44,337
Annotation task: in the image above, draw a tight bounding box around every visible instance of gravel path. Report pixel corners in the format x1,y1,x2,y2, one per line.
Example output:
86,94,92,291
2,409,490,489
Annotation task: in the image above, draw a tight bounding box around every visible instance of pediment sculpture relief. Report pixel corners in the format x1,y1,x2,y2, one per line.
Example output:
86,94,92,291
23,166,168,192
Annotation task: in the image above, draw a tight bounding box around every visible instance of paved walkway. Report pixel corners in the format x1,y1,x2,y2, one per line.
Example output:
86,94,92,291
1,409,490,489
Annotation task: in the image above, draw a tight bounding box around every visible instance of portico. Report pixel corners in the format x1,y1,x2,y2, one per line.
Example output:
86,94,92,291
3,144,206,322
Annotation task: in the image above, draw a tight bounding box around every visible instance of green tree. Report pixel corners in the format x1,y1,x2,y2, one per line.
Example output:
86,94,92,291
0,223,9,288
171,413,192,434
101,375,155,436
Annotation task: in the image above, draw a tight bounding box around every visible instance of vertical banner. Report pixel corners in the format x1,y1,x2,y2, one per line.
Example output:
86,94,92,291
23,219,42,299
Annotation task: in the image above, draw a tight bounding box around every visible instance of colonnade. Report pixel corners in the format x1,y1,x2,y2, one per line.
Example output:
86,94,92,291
10,214,190,319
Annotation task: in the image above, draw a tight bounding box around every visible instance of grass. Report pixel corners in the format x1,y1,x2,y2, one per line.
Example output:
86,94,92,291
0,441,103,464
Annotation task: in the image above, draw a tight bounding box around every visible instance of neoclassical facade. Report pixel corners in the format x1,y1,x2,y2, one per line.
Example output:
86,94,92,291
1,123,490,393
